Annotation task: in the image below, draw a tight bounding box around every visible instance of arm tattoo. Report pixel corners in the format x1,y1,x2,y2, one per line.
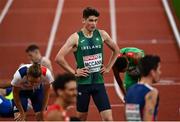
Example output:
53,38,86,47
148,109,154,115
147,95,152,100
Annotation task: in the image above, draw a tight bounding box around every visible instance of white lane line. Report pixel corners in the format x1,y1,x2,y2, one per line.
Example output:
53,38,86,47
0,0,14,24
68,104,124,109
109,0,125,103
109,0,117,43
45,0,64,58
0,39,175,47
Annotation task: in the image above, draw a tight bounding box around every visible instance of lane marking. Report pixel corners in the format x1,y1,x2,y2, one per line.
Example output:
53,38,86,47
45,0,64,58
109,0,125,102
0,0,14,24
0,39,175,47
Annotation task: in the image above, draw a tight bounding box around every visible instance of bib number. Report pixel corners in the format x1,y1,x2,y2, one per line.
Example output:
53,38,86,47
83,53,102,73
125,104,141,121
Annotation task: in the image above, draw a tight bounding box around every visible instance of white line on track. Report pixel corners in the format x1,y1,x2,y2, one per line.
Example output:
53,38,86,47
0,39,175,47
109,0,125,103
45,0,64,58
0,0,13,24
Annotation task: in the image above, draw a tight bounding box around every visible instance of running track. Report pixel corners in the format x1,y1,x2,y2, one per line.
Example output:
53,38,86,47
0,0,180,120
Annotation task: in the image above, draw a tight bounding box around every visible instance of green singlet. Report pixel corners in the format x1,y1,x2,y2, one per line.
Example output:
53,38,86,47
120,47,145,90
74,29,104,84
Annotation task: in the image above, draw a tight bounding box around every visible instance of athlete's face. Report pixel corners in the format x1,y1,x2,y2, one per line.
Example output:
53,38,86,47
83,16,98,32
27,75,41,86
27,50,41,63
152,63,161,83
60,81,77,105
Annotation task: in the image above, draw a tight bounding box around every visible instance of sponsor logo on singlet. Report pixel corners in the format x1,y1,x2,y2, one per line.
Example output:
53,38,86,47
83,53,102,73
125,104,141,121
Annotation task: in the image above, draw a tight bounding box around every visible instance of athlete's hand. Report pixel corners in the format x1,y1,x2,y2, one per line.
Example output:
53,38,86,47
75,67,89,77
100,65,110,74
14,112,26,121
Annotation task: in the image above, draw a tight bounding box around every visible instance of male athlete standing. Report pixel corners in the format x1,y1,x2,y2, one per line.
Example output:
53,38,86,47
55,7,119,121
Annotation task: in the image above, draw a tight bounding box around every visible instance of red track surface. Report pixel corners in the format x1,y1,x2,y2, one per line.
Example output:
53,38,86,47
0,0,179,121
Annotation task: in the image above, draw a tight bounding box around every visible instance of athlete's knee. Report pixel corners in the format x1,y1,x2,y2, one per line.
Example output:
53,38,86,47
77,112,88,121
35,111,43,121
100,109,113,121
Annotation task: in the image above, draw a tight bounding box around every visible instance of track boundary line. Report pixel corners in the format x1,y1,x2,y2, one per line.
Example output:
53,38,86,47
0,39,175,47
45,0,64,58
0,0,13,24
109,0,125,103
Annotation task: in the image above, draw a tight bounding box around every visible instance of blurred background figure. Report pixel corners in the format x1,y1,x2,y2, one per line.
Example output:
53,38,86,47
44,73,77,121
0,87,13,117
125,55,161,121
113,47,144,97
26,44,53,73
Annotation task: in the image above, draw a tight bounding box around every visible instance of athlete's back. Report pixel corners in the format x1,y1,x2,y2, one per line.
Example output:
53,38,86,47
125,83,159,121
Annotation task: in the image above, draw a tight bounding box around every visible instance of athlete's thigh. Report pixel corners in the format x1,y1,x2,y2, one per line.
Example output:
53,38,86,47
77,84,91,112
92,84,111,112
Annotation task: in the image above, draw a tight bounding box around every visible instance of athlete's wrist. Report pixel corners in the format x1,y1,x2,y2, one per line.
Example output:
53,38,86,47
74,69,77,76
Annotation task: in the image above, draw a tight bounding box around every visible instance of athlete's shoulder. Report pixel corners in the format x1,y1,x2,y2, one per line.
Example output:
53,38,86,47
66,32,79,46
145,85,159,101
17,64,32,78
98,29,108,35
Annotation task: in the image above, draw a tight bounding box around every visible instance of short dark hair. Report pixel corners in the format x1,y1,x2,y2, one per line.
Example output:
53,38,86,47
83,7,100,19
138,55,161,77
26,44,39,52
52,73,76,95
114,56,128,72
27,63,42,78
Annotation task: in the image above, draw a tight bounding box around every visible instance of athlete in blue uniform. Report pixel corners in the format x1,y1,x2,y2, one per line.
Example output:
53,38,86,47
0,87,13,117
125,55,161,121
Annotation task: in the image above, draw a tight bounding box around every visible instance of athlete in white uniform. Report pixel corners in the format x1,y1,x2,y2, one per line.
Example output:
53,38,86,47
11,63,54,121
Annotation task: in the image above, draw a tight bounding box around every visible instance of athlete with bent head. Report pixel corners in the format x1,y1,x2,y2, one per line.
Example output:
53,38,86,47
11,63,54,121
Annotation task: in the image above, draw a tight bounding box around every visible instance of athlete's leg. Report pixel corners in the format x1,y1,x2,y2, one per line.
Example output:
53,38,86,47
100,109,113,121
76,84,90,121
35,111,43,121
92,84,113,121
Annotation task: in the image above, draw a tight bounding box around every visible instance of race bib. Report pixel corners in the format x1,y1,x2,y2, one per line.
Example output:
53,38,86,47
83,53,102,73
125,104,141,121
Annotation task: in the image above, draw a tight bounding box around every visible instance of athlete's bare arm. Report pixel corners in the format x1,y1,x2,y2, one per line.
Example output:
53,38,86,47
144,89,158,121
112,66,126,96
100,30,119,73
41,58,53,73
13,86,26,121
0,80,11,88
55,33,89,77
42,84,50,111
